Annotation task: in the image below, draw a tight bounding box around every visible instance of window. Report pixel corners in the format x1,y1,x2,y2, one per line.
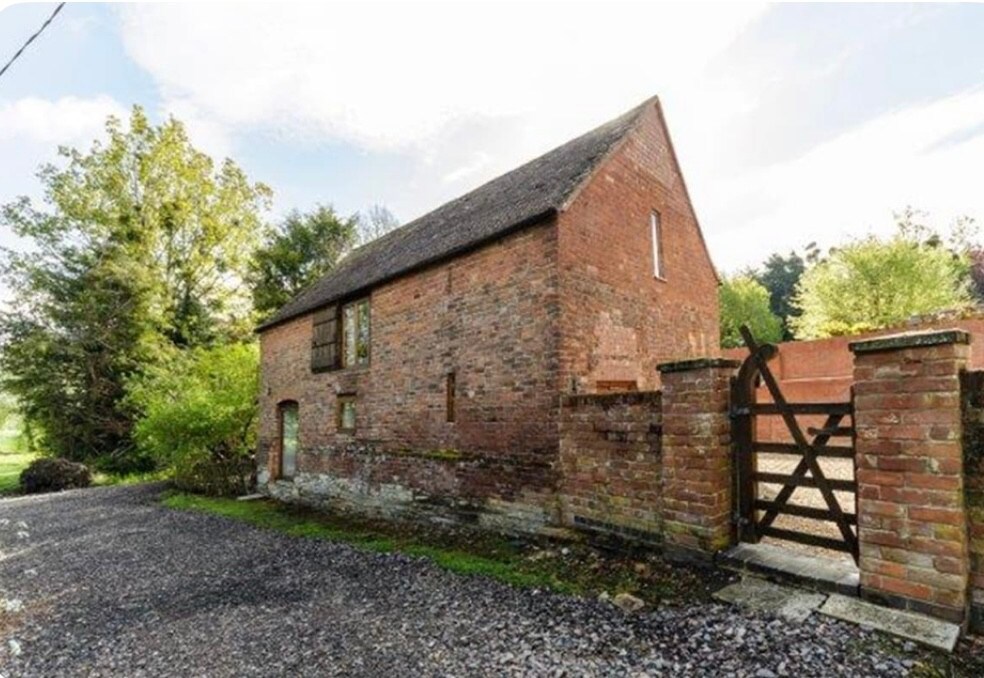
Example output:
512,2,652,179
446,372,456,423
311,305,339,372
650,211,665,279
278,401,299,479
342,298,371,368
311,298,370,373
337,395,356,433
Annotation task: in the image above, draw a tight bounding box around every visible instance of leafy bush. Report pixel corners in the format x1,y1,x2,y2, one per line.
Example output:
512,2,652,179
20,458,92,494
719,275,784,348
128,343,258,496
792,221,972,339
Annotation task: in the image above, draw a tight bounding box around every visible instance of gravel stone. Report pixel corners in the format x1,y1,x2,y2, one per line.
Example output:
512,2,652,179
0,485,915,677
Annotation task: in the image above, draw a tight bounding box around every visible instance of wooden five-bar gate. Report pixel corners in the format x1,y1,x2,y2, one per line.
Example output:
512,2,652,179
731,326,859,563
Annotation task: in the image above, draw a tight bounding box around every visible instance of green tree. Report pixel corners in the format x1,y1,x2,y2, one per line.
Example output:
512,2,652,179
792,222,972,339
127,343,258,495
0,107,270,468
0,231,162,468
719,275,784,348
757,251,806,340
251,205,358,317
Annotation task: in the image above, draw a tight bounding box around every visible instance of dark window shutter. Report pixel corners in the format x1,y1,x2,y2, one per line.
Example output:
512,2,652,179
311,306,339,372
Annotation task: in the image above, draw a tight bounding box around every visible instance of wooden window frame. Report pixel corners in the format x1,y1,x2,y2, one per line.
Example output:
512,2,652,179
311,305,339,373
341,297,371,369
336,394,357,434
650,210,665,280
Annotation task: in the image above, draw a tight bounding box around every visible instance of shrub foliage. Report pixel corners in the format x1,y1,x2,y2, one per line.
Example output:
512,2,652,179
128,343,259,496
719,275,784,348
20,458,92,494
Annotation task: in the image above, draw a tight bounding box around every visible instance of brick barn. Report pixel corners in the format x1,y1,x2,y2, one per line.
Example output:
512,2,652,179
256,96,720,533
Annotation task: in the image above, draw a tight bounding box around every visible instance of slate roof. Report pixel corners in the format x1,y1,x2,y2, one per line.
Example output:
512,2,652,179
258,98,652,330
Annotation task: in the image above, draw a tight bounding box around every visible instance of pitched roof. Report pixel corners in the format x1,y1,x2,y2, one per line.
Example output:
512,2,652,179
258,97,653,330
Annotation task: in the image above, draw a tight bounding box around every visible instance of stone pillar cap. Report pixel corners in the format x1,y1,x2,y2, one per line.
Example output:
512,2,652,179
849,328,970,354
657,357,741,373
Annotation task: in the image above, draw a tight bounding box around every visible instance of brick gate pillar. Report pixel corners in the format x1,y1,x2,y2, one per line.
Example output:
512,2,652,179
657,358,740,561
850,330,971,624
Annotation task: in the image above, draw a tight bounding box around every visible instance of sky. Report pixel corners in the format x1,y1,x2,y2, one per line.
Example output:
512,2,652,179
1,1,984,277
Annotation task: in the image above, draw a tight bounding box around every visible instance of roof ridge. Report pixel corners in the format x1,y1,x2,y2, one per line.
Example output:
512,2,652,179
258,96,657,331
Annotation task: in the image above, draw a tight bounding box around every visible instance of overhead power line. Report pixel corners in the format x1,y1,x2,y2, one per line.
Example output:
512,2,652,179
0,2,66,82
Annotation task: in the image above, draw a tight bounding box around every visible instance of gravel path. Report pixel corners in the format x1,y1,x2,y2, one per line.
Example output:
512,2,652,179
0,484,916,677
757,453,857,563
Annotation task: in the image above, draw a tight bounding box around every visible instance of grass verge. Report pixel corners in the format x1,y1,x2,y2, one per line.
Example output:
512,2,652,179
0,450,36,495
0,449,167,496
162,492,731,604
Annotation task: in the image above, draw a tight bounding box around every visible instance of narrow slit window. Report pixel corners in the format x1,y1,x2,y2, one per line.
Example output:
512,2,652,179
337,395,357,433
446,372,456,423
651,211,664,279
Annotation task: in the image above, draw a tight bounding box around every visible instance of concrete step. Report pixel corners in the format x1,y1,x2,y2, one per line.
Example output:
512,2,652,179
719,542,859,597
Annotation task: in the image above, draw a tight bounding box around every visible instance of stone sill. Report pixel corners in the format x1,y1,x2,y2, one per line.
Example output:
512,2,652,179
561,391,661,407
657,357,740,373
849,329,970,354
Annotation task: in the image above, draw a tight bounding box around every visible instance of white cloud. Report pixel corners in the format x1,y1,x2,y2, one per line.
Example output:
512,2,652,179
118,2,762,151
708,87,984,271
115,1,984,275
116,0,767,239
0,95,125,145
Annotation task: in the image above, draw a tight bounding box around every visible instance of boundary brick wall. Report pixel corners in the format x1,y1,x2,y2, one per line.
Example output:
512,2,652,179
558,391,663,542
724,316,984,443
658,359,738,559
851,331,971,625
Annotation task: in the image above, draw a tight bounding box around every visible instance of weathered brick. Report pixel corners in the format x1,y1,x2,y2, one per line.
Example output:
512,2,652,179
658,362,734,556
256,102,718,539
852,332,970,623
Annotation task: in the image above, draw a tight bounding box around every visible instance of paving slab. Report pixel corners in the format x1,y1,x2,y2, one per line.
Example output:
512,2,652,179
720,542,860,596
714,576,827,623
819,593,960,652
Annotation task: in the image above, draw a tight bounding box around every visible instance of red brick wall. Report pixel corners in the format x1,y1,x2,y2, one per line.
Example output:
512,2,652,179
256,101,722,535
257,221,563,531
557,101,720,394
558,391,662,541
659,359,737,557
961,370,984,630
724,316,984,442
852,332,971,624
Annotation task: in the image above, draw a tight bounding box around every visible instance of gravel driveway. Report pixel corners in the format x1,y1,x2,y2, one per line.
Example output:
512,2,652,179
0,484,918,677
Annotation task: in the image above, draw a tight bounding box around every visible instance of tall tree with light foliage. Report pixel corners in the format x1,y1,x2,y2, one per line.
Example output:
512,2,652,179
0,107,270,468
791,217,972,339
719,275,784,348
356,204,400,246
